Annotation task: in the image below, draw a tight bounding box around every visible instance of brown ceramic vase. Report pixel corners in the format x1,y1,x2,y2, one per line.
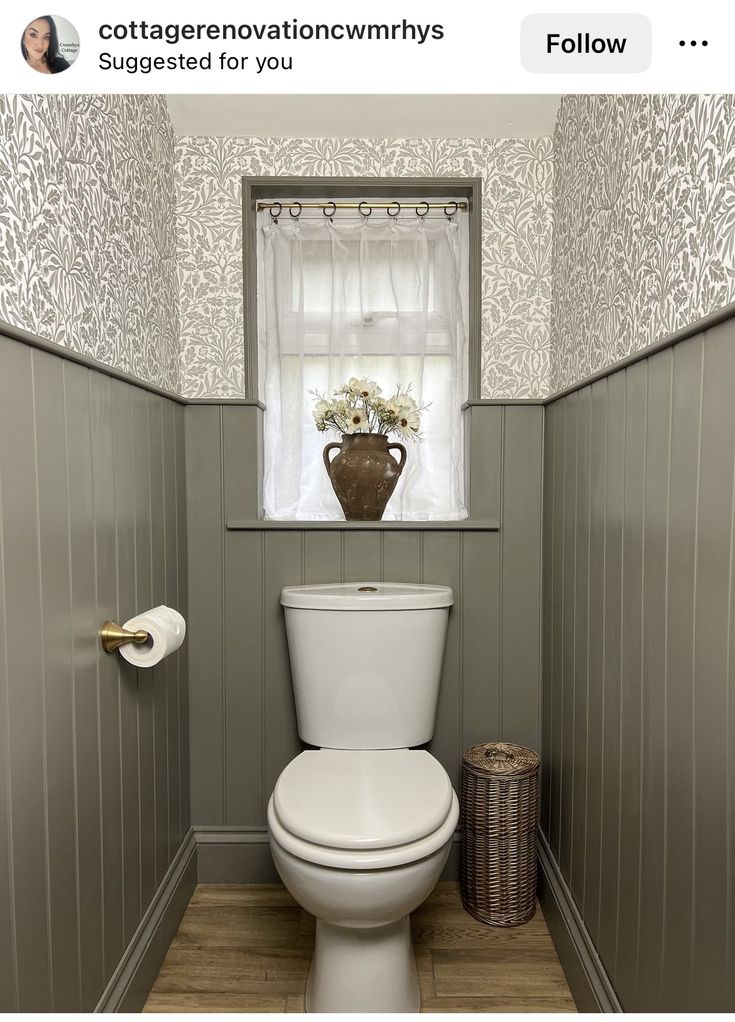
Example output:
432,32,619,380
323,433,407,521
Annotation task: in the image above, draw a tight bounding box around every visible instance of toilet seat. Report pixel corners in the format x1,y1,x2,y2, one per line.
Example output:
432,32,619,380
275,749,453,849
269,749,459,871
268,792,459,871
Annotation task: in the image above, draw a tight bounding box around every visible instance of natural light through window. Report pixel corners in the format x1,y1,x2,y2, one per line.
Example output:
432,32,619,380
257,199,469,520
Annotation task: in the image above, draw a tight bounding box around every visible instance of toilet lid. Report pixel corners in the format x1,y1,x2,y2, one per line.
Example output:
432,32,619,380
273,749,453,850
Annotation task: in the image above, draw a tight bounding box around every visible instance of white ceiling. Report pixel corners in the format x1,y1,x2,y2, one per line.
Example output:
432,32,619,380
166,94,561,138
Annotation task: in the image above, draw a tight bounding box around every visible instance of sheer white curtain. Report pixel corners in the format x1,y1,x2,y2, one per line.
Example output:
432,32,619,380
257,207,469,520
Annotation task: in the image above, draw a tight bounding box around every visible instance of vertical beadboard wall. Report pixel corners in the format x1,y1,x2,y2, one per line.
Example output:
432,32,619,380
185,402,544,874
541,314,735,1012
0,332,190,1012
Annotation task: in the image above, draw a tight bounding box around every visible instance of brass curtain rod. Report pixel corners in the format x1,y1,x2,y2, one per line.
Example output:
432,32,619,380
256,200,468,211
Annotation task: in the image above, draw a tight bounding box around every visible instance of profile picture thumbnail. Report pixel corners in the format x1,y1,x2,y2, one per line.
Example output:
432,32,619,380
21,14,79,74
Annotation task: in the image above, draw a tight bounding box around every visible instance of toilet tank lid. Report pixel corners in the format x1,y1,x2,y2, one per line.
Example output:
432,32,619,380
280,582,454,611
273,749,454,850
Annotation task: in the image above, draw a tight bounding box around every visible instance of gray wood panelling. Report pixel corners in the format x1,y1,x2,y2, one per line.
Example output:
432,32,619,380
34,351,79,1011
570,385,590,915
0,332,189,1013
542,317,735,1012
185,407,225,823
65,356,104,1009
691,327,735,1007
548,398,565,859
560,392,577,883
583,378,607,948
185,403,544,830
1,338,50,1011
500,407,544,751
636,347,672,1009
599,370,625,976
541,398,555,841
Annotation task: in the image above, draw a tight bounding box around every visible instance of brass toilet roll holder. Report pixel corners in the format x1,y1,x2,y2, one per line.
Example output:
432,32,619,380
99,620,150,654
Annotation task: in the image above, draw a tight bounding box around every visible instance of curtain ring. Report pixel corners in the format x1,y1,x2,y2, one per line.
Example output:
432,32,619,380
387,201,401,218
416,201,430,219
322,200,336,222
289,201,302,219
358,201,372,218
444,200,459,219
269,201,282,222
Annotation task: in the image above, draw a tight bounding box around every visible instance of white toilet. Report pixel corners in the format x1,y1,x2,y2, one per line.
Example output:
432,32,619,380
268,582,459,1013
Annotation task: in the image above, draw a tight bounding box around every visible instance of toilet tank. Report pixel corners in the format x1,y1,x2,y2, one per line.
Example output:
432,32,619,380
280,583,453,750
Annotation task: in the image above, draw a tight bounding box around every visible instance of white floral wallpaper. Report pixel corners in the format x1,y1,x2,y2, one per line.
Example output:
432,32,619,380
6,96,735,398
551,94,735,392
176,137,554,399
0,94,179,391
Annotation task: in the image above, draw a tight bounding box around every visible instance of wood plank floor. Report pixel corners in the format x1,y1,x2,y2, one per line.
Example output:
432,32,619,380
144,882,576,1013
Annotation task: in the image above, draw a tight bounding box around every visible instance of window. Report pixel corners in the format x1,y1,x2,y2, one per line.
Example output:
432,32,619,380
255,196,470,521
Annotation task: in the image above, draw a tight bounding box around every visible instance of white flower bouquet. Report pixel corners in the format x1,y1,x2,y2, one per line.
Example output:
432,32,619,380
312,378,425,440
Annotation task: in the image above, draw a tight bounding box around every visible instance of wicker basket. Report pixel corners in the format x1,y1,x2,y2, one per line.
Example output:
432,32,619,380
460,742,540,927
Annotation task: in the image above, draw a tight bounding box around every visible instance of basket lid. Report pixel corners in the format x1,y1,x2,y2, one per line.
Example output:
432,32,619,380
463,742,540,776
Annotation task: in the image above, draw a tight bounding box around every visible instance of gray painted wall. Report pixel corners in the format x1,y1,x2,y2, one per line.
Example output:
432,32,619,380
185,403,544,855
0,331,190,1012
542,314,735,1011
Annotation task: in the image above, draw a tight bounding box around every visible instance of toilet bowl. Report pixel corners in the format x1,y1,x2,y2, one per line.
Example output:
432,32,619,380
269,583,456,1013
268,749,459,1013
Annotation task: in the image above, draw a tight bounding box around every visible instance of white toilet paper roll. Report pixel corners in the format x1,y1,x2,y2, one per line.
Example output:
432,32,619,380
119,605,186,668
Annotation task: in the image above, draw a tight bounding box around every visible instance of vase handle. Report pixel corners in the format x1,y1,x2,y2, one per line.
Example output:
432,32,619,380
323,441,342,477
387,442,407,476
